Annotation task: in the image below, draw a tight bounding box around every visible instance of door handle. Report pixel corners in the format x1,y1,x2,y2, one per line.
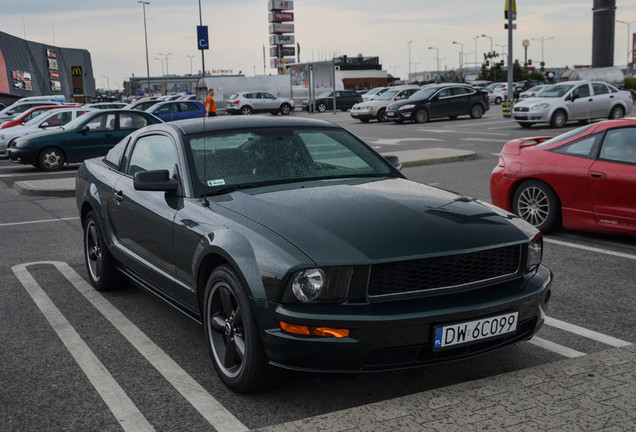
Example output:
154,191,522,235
590,171,606,179
105,133,113,138
114,190,124,202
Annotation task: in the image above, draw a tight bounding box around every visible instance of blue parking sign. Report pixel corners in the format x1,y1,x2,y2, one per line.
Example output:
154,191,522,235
197,26,209,50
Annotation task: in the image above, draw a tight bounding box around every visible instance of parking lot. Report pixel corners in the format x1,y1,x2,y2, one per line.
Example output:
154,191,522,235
1,105,634,431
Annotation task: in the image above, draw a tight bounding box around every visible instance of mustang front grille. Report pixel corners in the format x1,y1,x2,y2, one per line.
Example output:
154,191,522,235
367,245,522,300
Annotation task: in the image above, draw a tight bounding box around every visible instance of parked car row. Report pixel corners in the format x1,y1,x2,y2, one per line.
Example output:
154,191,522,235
350,83,490,124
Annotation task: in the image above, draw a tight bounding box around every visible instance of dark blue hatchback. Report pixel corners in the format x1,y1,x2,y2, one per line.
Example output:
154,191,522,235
146,100,205,122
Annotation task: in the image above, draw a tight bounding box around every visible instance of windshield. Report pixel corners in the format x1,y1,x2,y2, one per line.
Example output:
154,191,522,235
376,90,400,100
24,110,57,126
187,127,395,196
536,124,595,148
409,87,438,100
536,84,574,98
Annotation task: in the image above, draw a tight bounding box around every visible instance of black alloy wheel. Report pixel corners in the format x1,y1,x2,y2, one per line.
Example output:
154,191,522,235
470,104,484,119
317,103,327,113
83,211,125,291
279,103,292,115
204,265,270,393
376,108,387,122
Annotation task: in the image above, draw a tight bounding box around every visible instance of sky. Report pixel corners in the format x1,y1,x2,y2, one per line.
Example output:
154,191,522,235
2,0,635,90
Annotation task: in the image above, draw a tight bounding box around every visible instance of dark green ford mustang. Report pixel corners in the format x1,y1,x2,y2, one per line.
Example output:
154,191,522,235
75,116,552,393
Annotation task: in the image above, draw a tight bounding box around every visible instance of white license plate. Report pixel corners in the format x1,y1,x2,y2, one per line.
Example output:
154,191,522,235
386,112,396,117
433,311,518,349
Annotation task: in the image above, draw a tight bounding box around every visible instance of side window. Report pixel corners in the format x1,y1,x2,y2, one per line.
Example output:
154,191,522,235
553,135,598,158
104,137,131,170
263,93,275,99
591,83,609,95
451,87,472,96
572,84,590,98
157,104,177,114
438,88,451,98
119,113,140,129
127,135,177,176
84,113,108,131
599,128,636,164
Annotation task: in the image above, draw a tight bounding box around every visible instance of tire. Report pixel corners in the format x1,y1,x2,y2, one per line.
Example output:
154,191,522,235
240,106,253,115
279,103,292,115
495,96,502,105
512,180,560,233
609,106,624,120
317,103,327,113
549,110,567,128
83,211,126,291
204,265,271,393
38,147,66,171
519,123,533,128
359,118,370,123
414,109,429,123
469,104,484,119
376,108,387,122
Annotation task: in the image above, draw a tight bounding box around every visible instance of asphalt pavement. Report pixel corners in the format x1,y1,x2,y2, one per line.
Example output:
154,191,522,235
12,148,636,432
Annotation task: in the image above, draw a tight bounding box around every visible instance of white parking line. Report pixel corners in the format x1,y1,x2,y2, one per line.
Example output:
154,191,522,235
13,261,248,432
0,217,79,227
545,316,631,347
528,336,586,358
12,263,155,432
545,238,636,261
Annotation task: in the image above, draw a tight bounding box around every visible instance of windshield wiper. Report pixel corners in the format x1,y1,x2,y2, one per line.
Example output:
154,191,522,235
202,183,261,196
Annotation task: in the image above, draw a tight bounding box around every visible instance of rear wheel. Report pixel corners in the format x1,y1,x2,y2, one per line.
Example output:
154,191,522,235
609,106,624,120
83,211,126,291
550,110,567,128
494,96,502,104
279,103,292,115
204,265,271,393
469,104,484,119
317,103,327,113
38,147,66,171
414,109,429,123
240,106,253,115
512,180,560,233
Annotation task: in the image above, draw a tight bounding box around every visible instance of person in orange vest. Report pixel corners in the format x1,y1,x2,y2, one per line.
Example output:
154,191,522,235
205,89,217,117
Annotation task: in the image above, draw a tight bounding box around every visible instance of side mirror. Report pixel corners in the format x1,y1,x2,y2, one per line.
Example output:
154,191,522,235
383,155,402,171
133,169,179,192
40,122,50,128
80,125,90,134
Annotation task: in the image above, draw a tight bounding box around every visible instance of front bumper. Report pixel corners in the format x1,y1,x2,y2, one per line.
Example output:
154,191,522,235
385,109,412,121
259,265,552,372
512,108,550,123
6,147,37,165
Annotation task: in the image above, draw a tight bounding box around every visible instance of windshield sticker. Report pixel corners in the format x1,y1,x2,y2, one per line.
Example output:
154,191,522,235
207,179,226,187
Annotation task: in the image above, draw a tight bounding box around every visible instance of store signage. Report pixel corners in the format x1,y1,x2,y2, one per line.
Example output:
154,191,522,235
268,0,293,11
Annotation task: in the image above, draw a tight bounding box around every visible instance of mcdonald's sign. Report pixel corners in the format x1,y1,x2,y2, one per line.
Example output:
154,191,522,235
71,66,83,77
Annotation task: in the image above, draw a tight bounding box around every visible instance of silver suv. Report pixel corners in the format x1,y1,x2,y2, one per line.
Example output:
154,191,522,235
225,91,294,115
350,85,421,122
512,80,633,128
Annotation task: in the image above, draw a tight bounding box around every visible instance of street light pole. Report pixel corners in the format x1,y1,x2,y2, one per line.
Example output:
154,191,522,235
186,54,195,75
481,34,493,54
452,41,464,77
428,46,440,83
531,36,554,64
138,1,151,96
102,75,109,92
407,40,413,84
473,35,481,70
616,20,636,68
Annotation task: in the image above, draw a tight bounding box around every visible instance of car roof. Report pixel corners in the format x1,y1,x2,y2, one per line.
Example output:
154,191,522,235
144,115,340,135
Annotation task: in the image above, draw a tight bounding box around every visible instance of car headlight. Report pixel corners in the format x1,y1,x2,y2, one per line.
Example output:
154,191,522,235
0,134,4,140
531,103,550,111
283,267,353,303
526,233,543,272
15,140,29,148
359,106,372,111
398,104,416,111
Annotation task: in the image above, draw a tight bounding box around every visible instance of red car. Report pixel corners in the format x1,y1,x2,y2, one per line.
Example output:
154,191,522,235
0,105,78,129
490,119,636,235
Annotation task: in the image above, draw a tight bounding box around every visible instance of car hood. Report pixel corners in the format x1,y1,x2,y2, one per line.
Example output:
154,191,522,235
514,97,560,108
14,127,71,143
215,178,531,264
